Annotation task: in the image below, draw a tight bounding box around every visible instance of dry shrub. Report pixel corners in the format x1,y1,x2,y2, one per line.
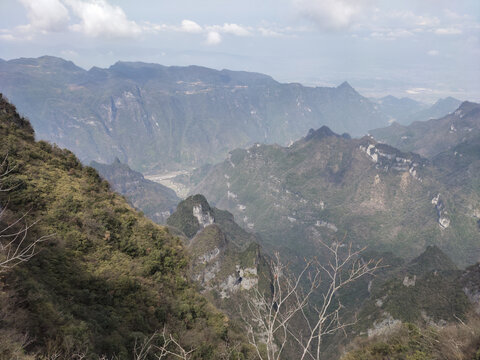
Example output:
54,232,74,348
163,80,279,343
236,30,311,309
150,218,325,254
433,312,480,360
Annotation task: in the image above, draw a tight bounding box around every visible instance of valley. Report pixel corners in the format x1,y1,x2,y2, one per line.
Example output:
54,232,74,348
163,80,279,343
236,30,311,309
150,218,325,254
145,169,192,198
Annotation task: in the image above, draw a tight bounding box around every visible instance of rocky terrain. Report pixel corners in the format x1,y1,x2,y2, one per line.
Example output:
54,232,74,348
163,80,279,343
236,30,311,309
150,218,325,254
166,195,271,315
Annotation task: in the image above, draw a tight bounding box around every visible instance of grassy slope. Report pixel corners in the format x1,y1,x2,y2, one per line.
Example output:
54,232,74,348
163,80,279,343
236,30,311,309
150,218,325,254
0,95,252,359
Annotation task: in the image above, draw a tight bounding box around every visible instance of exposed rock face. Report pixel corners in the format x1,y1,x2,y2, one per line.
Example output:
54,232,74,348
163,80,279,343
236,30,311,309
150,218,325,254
367,314,402,338
315,220,338,232
403,275,416,287
219,266,259,299
359,140,426,179
167,195,270,302
431,194,450,229
192,204,214,227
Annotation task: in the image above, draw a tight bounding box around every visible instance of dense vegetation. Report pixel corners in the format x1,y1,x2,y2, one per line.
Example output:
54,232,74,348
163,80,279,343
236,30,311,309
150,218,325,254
0,95,253,359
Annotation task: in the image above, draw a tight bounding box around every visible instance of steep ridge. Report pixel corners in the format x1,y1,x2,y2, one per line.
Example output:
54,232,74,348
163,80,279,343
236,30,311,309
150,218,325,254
91,158,179,224
0,56,388,170
0,95,254,359
167,195,271,319
192,125,479,267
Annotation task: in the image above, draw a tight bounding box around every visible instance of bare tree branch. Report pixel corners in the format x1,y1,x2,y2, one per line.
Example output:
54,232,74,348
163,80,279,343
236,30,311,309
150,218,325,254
133,327,196,360
241,240,382,360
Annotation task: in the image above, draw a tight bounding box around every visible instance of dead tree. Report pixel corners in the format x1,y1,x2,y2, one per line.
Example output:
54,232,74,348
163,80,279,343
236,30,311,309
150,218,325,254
241,240,382,360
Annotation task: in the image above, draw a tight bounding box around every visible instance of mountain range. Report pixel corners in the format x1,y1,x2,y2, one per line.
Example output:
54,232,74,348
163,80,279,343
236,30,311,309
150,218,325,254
1,55,479,359
0,55,392,171
163,194,480,359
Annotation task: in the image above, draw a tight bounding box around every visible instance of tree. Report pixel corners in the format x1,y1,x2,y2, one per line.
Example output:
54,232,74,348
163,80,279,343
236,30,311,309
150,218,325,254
241,239,382,360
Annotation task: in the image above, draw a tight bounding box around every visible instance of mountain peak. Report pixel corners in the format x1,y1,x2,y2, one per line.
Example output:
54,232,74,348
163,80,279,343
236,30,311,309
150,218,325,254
304,125,339,142
337,81,355,91
432,96,461,108
457,101,480,113
167,194,215,238
407,245,457,275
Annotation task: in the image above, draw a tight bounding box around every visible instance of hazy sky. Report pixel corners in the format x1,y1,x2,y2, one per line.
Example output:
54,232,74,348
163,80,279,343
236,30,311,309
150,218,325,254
1,0,479,102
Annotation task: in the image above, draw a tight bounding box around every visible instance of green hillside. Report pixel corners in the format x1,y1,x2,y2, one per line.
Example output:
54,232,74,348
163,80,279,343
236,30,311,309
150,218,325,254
0,94,253,359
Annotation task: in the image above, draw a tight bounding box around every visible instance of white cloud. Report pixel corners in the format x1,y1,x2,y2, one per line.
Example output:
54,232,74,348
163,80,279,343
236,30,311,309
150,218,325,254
206,23,251,36
368,27,413,40
434,27,462,35
18,0,70,33
219,23,251,36
180,20,202,34
65,0,142,38
427,49,439,56
206,31,222,45
259,27,283,37
0,34,16,41
406,87,429,95
149,20,250,43
295,0,375,30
